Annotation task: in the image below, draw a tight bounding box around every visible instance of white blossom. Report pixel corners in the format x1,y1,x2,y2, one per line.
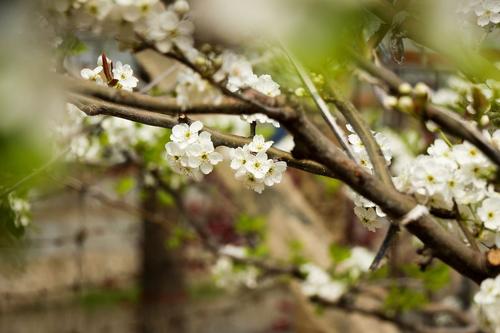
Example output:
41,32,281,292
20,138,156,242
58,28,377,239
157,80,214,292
248,134,273,154
229,135,286,193
165,121,222,179
8,194,31,228
478,196,500,231
240,113,280,128
475,0,500,26
211,256,258,290
251,74,281,97
243,152,271,179
80,66,104,85
353,206,383,232
336,247,375,278
170,121,203,148
300,264,346,302
230,146,253,172
112,61,139,91
474,274,500,333
264,161,287,186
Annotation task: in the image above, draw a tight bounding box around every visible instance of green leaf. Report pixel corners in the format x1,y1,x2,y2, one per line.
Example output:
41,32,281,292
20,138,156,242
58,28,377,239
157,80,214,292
328,243,351,263
157,190,174,207
384,286,428,313
288,240,306,265
114,177,136,196
235,214,266,236
57,35,88,56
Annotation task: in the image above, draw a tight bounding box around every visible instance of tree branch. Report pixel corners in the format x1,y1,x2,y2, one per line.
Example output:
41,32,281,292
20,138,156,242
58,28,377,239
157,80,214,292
349,51,500,168
67,93,337,179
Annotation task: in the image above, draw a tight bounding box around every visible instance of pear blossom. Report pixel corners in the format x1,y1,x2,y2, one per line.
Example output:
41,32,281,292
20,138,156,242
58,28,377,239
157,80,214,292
244,152,271,179
240,113,280,128
353,206,383,232
119,0,160,22
211,256,258,290
173,0,190,15
473,274,500,333
230,146,253,172
263,161,287,186
139,9,194,53
165,122,222,179
185,133,223,174
300,264,346,302
236,171,266,193
229,135,286,193
84,0,114,20
478,196,500,231
215,52,256,92
251,74,281,97
80,66,104,85
248,135,273,153
170,121,203,148
474,0,500,26
219,244,247,259
336,247,375,278
8,194,31,228
112,61,139,91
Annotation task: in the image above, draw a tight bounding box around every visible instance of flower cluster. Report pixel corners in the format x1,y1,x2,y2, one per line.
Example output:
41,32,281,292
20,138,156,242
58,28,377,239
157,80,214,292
165,121,223,180
63,104,163,164
474,274,500,333
240,113,280,128
229,135,287,193
81,54,139,92
175,68,222,109
432,75,500,127
8,193,31,228
395,139,495,211
214,52,281,97
345,125,392,232
47,0,195,57
459,0,500,27
300,264,346,302
210,245,258,290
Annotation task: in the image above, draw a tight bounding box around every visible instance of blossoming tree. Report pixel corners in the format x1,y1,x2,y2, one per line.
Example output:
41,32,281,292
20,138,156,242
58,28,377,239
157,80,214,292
2,0,500,331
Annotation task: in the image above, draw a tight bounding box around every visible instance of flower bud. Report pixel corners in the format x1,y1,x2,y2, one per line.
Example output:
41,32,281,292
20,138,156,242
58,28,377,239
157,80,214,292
173,0,190,15
414,82,430,98
425,121,438,132
480,114,490,126
382,95,398,109
397,96,414,113
398,82,412,95
295,87,306,97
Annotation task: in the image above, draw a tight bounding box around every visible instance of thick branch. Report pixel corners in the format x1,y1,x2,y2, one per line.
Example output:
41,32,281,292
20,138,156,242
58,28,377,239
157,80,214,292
68,93,336,179
62,76,265,116
350,51,500,167
282,111,496,283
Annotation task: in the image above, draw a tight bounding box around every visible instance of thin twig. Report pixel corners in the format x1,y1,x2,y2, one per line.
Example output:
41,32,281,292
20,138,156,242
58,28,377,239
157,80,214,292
453,201,480,252
280,44,356,160
139,64,178,93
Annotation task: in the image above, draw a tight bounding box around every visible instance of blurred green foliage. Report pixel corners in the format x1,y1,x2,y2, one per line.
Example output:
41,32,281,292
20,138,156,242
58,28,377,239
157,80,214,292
328,243,351,264
77,286,139,309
